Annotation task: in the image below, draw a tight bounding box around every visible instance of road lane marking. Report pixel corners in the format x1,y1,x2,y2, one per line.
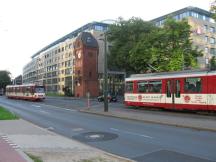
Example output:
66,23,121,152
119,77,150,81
72,128,84,131
65,109,77,112
110,128,153,139
39,110,50,114
47,127,54,130
110,128,119,131
32,105,41,108
37,103,78,112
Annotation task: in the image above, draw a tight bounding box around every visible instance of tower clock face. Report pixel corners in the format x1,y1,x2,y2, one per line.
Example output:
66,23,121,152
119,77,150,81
77,51,81,59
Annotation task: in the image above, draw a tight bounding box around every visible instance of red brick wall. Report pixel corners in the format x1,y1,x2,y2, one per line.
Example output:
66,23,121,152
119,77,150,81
74,41,99,97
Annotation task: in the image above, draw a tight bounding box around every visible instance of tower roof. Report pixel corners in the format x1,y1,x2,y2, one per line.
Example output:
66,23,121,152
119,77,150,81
75,32,98,48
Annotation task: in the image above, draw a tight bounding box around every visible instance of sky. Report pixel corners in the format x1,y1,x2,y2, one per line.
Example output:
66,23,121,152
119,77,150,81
0,0,212,78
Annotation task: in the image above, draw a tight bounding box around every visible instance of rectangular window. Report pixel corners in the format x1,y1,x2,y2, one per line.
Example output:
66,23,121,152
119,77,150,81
69,43,73,49
205,36,208,43
203,15,206,20
205,47,208,53
175,80,180,98
125,82,133,93
204,25,208,32
184,78,202,93
191,12,198,18
166,81,171,97
210,37,215,44
210,27,215,33
198,13,203,19
138,81,148,93
148,80,162,93
94,25,104,31
210,48,216,55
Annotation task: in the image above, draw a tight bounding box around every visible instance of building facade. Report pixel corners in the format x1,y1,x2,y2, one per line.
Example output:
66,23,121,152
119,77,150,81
23,22,125,96
73,32,99,97
151,6,216,68
13,75,22,85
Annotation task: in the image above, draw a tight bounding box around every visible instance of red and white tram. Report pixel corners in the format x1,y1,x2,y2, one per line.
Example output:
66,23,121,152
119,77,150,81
124,70,216,111
6,84,45,101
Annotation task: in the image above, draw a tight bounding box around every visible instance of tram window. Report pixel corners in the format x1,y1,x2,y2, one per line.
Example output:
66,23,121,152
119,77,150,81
125,82,133,93
175,80,180,98
166,81,171,97
149,80,162,93
15,87,19,93
138,81,148,93
35,86,45,93
26,87,30,93
184,77,202,93
22,87,25,93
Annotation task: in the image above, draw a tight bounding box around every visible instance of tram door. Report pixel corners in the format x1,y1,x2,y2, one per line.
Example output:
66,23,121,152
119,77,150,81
165,79,181,109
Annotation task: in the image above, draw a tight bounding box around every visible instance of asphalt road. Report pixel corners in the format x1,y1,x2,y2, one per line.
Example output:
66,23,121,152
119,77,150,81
0,96,216,162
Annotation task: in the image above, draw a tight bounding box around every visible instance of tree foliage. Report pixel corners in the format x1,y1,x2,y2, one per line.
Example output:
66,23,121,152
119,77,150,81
0,71,11,89
210,1,216,21
107,17,157,74
107,17,202,74
210,56,216,70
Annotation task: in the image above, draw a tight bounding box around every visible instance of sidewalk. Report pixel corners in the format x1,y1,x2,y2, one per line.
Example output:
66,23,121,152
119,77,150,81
0,135,32,162
0,119,133,162
80,106,216,132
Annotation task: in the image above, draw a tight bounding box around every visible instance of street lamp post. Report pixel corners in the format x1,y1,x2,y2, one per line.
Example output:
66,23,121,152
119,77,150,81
99,32,108,112
103,33,108,112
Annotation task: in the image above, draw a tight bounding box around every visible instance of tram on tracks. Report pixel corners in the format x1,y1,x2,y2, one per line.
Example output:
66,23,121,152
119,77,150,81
6,84,45,101
124,70,216,111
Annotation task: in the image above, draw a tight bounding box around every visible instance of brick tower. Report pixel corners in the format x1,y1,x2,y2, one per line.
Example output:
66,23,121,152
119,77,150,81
73,32,99,97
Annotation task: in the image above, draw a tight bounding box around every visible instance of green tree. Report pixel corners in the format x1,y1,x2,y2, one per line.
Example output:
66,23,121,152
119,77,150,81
0,71,11,90
131,18,202,72
108,17,202,74
210,56,216,70
210,1,216,21
107,17,156,74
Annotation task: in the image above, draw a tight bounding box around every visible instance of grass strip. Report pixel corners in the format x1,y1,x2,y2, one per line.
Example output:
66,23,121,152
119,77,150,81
0,106,19,120
79,157,108,162
46,92,65,97
27,153,43,162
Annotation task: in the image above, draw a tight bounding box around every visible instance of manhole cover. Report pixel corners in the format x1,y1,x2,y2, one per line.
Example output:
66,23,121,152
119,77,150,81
73,132,118,142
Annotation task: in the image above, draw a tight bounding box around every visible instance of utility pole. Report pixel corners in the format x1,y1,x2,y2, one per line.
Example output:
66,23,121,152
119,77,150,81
103,33,108,112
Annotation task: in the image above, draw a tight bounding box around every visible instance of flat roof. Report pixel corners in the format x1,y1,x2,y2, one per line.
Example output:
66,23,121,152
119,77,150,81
151,6,211,22
31,21,109,59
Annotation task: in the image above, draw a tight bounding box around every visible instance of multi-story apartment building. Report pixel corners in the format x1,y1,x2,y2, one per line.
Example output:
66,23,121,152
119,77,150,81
151,6,216,68
23,22,125,95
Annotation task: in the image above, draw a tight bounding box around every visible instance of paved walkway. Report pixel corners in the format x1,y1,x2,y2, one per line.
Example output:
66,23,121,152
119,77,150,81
0,119,133,162
0,135,32,162
80,105,216,132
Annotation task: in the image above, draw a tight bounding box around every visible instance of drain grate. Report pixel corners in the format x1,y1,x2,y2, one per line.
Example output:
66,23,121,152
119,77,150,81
73,131,118,142
133,150,215,162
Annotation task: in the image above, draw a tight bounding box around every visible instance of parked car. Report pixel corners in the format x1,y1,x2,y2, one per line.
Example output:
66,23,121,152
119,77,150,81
97,94,117,102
